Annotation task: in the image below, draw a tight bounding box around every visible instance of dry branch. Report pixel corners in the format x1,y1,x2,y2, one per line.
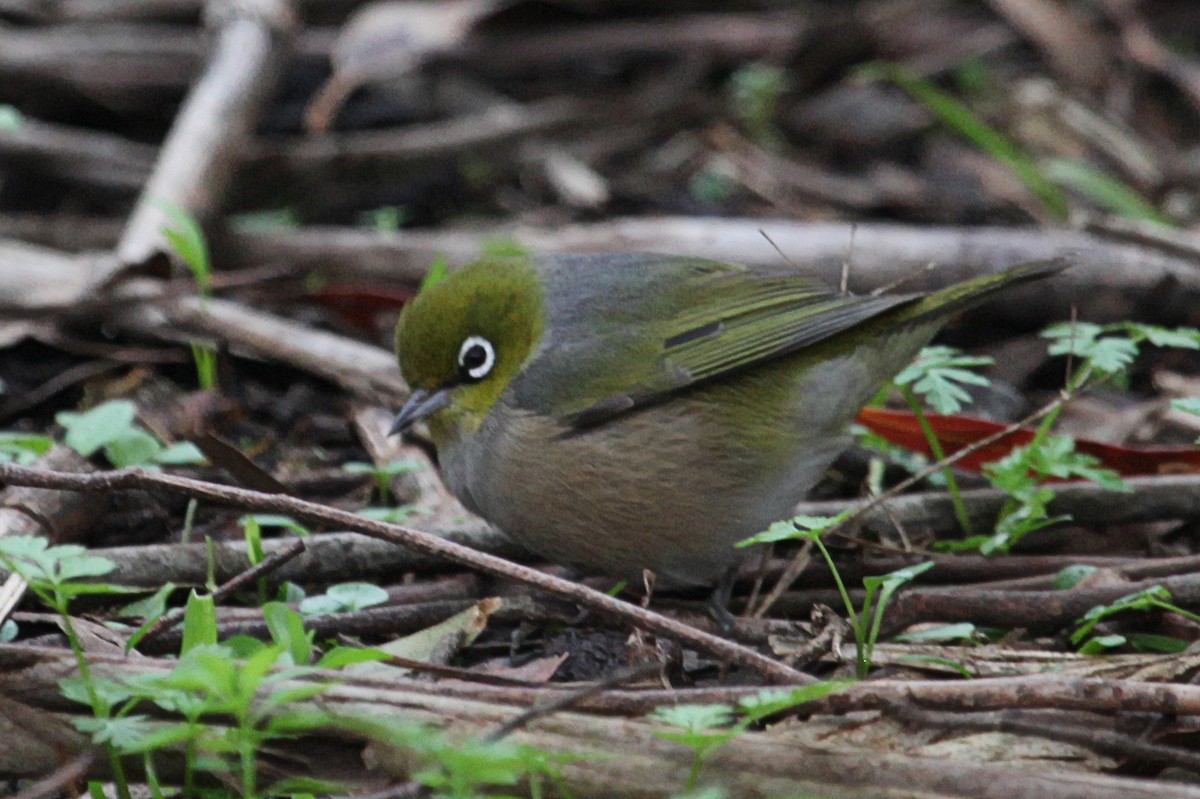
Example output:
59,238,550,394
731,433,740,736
796,474,1200,539
119,292,406,401
0,23,204,109
101,0,296,288
0,117,156,190
4,645,1200,799
0,462,808,683
217,219,1200,325
78,529,513,589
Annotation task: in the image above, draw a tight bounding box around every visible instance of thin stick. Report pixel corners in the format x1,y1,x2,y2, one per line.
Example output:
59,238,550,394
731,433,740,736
12,751,95,799
484,663,662,742
758,228,798,269
0,463,809,684
841,223,856,294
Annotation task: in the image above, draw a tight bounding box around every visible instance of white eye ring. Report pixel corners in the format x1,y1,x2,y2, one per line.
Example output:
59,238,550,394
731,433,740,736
458,335,496,381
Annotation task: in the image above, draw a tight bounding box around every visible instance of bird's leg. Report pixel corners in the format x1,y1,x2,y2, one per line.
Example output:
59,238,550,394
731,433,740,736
706,565,740,633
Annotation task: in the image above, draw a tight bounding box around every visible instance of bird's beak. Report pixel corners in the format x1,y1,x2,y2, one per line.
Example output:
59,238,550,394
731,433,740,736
388,387,452,436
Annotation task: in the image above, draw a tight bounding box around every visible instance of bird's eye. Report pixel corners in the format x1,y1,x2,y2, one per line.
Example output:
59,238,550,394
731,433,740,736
457,336,496,381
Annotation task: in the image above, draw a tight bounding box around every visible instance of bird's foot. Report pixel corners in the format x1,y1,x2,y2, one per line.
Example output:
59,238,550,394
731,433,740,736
705,565,740,633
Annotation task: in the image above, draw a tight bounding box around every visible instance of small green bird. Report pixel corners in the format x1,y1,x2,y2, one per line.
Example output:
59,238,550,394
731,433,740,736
391,252,1065,608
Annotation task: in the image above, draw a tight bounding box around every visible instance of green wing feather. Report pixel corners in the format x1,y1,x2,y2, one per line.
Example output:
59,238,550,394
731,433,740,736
512,254,1068,429
660,287,911,385
517,255,915,427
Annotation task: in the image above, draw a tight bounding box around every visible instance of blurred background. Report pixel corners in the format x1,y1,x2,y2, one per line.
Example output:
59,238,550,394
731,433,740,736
3,0,1199,241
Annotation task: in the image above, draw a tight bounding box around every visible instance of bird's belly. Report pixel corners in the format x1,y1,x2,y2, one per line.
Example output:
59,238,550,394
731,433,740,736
473,416,811,588
444,332,931,587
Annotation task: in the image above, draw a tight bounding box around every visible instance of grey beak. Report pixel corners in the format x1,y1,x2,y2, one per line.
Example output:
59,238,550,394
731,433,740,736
388,388,451,436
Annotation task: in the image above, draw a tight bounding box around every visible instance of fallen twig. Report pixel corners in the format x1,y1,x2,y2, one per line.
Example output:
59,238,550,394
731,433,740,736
100,0,296,288
0,463,810,683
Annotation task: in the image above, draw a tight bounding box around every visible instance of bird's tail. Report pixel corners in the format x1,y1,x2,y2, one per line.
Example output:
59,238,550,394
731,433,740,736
897,257,1072,324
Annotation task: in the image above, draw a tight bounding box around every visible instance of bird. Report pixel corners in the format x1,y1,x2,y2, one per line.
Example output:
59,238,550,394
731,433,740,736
390,251,1066,615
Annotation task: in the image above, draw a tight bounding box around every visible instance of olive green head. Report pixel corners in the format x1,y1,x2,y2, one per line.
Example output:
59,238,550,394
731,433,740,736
392,257,545,441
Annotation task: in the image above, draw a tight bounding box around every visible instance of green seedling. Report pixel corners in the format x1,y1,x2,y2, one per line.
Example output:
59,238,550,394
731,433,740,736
298,582,389,617
740,514,933,678
0,536,136,799
159,201,218,389
342,458,422,505
650,682,847,791
1073,585,1200,651
893,345,995,535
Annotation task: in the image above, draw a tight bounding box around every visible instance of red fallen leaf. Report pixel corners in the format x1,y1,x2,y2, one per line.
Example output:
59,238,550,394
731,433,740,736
855,406,1200,476
307,284,415,331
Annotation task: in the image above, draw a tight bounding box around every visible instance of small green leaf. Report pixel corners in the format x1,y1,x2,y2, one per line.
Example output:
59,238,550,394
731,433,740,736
112,722,197,755
155,441,207,465
1173,397,1200,417
1121,323,1200,349
1043,159,1171,225
737,512,850,547
180,591,217,655
58,554,116,581
316,646,393,669
649,704,734,733
242,514,310,537
241,516,265,566
0,432,53,465
735,681,850,722
156,200,211,295
1042,324,1139,375
296,595,343,617
894,655,975,678
1053,564,1097,590
74,715,160,750
875,561,936,588
0,105,22,131
57,400,137,457
894,622,979,643
104,428,163,468
894,346,994,414
1130,633,1190,653
1079,634,1126,655
119,583,178,619
61,677,134,710
299,582,388,615
327,582,389,610
263,602,313,665
1072,585,1173,644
